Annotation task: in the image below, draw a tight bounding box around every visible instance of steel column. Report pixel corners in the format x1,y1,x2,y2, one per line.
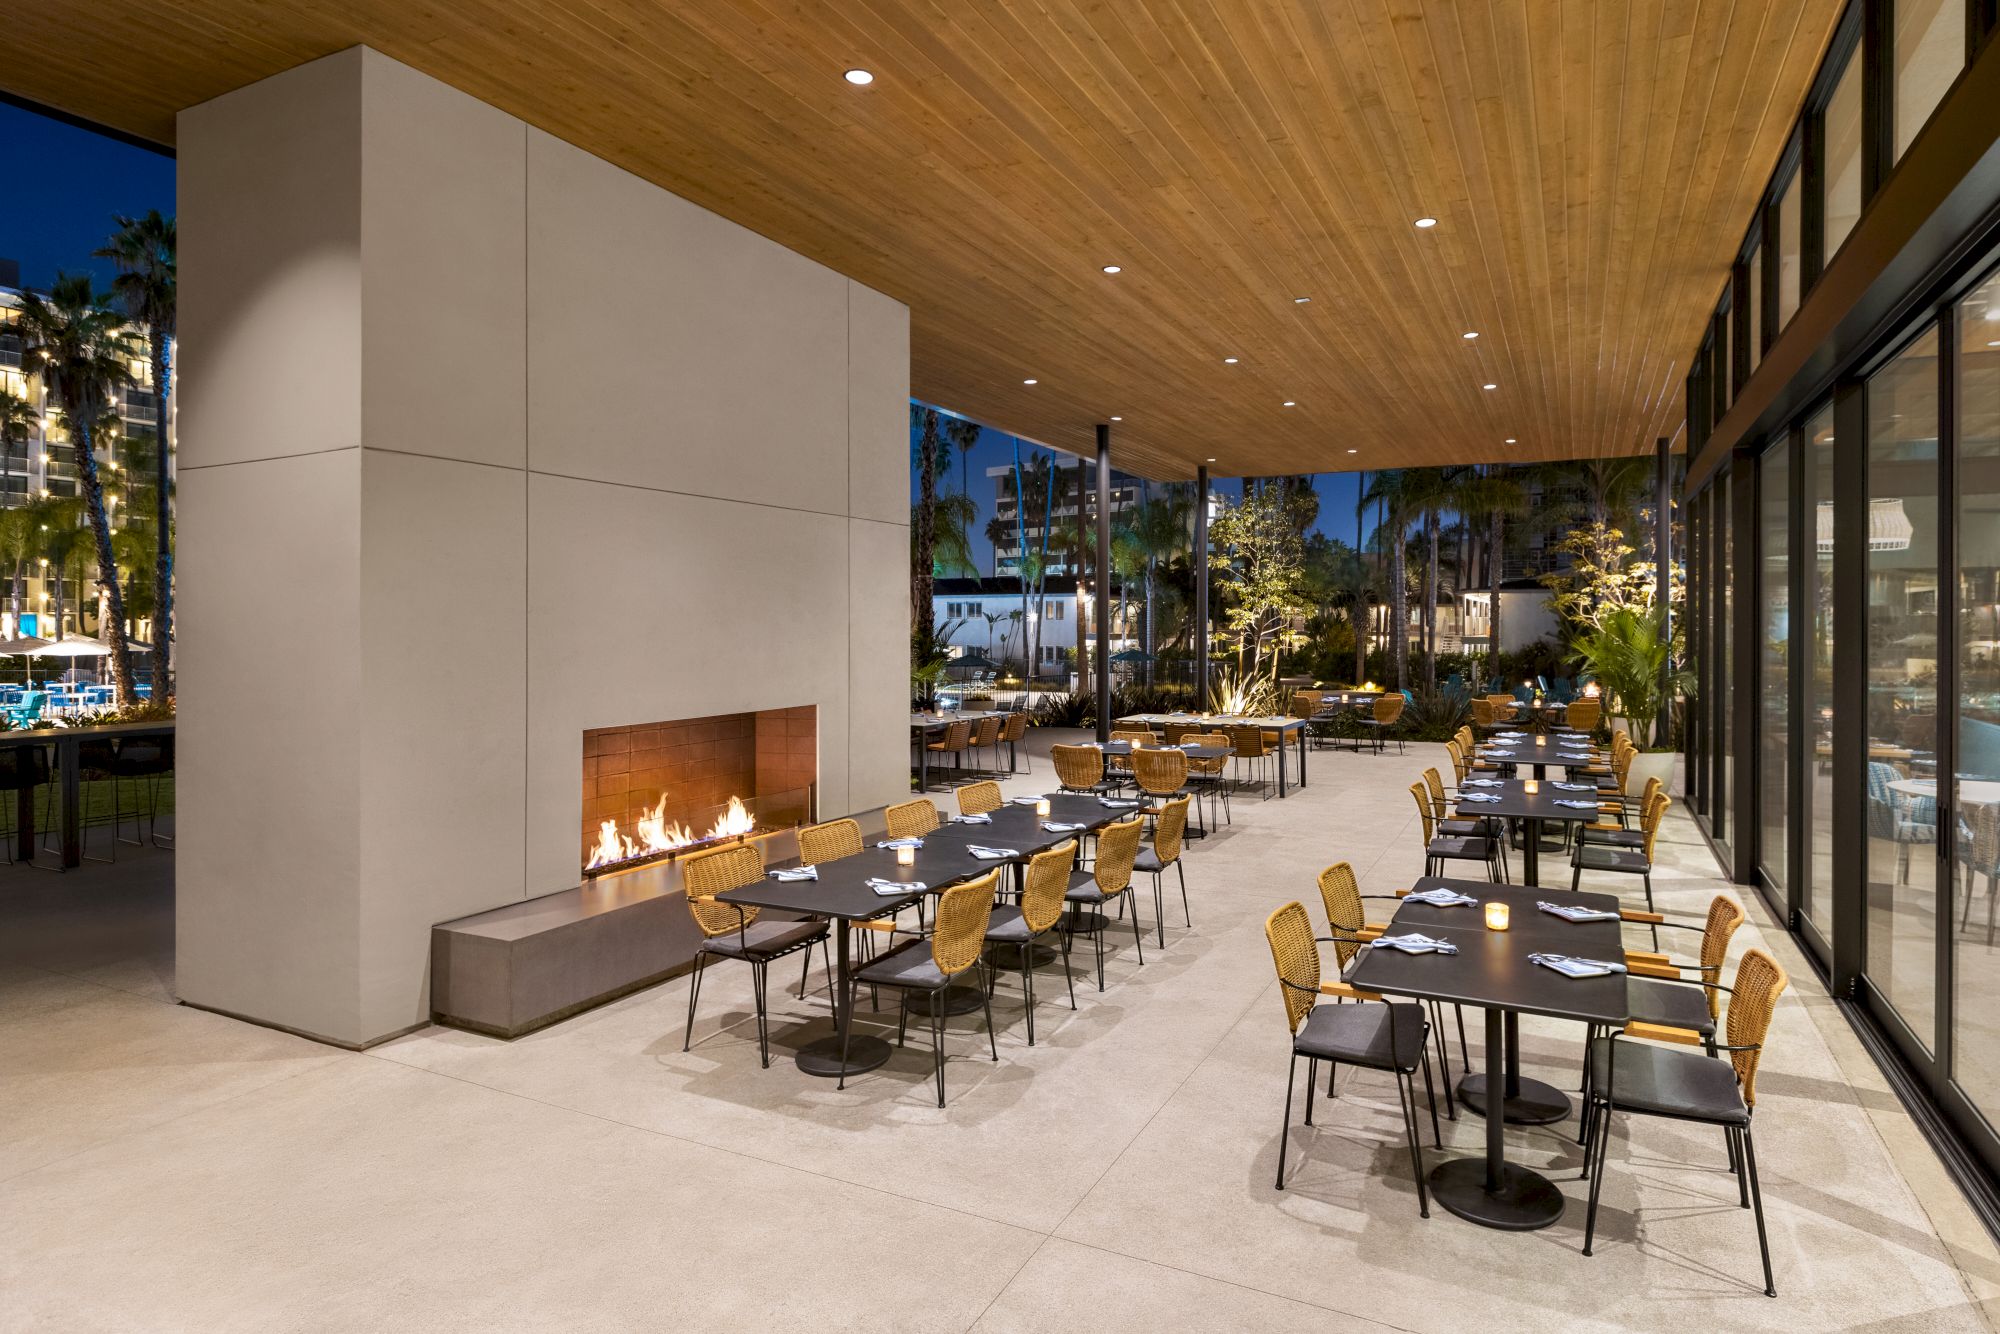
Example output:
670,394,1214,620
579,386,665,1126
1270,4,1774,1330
1195,465,1210,704
1094,424,1113,742
1656,436,1673,748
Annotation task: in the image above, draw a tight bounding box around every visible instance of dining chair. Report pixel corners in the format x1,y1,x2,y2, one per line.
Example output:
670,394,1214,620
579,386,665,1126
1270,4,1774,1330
1619,893,1746,1049
1132,794,1191,946
998,710,1030,773
1579,776,1663,848
1959,802,2000,944
1130,745,1190,817
968,713,1003,774
955,780,1003,817
1106,729,1155,784
1569,788,1669,941
885,798,942,840
1063,816,1145,990
1565,697,1602,733
982,840,1078,1043
680,843,831,1069
848,868,1002,1104
1182,729,1233,830
1227,725,1271,795
1051,743,1113,796
1867,760,1939,886
798,817,904,971
1264,900,1439,1211
1409,782,1500,880
924,719,973,781
1423,766,1508,882
1582,948,1789,1296
1357,693,1406,754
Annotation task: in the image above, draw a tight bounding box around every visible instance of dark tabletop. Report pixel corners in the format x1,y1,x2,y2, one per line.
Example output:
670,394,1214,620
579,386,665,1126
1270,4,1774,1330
719,793,1133,921
1346,876,1630,1025
1090,740,1232,759
1115,713,1308,731
1455,778,1607,823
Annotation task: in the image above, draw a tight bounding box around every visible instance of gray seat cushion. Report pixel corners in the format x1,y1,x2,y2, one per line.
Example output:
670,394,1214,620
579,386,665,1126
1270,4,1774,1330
1439,817,1484,837
1134,846,1175,874
1627,976,1717,1037
1428,835,1492,860
1066,869,1117,905
1293,1001,1428,1073
853,938,950,990
1588,1037,1747,1125
984,902,1040,943
700,918,827,961
1580,824,1645,849
1574,844,1649,873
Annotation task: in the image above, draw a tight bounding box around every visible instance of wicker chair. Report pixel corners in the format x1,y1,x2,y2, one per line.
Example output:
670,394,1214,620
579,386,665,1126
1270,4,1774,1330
680,843,830,1068
968,713,1003,774
998,710,1030,773
983,840,1078,1043
849,868,1002,1104
1318,861,1467,1103
1051,743,1113,795
956,780,1003,817
1569,788,1670,929
1582,948,1789,1296
1161,721,1197,746
1424,765,1508,881
1620,893,1746,1048
1106,729,1155,783
1357,693,1407,754
1565,697,1602,733
1182,729,1233,830
1063,816,1146,990
1132,795,1192,947
1409,782,1501,880
1131,745,1190,816
797,816,900,978
885,798,942,840
923,719,973,783
1264,900,1439,1208
1228,725,1272,796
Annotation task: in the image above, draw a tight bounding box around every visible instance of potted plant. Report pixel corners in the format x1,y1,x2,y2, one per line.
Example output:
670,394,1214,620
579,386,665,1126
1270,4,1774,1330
1570,606,1692,789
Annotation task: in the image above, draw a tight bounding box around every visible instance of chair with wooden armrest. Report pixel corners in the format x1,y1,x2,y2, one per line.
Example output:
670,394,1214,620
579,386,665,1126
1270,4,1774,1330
680,843,830,1069
1318,864,1465,1107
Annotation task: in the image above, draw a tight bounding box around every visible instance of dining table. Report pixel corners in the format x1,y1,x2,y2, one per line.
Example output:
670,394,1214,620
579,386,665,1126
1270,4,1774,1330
1474,734,1605,782
1347,876,1629,1230
719,792,1134,1078
1114,712,1312,796
1455,777,1606,885
1086,738,1231,836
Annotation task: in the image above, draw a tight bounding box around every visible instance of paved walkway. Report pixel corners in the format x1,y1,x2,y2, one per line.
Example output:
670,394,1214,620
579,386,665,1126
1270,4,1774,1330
2,732,1996,1331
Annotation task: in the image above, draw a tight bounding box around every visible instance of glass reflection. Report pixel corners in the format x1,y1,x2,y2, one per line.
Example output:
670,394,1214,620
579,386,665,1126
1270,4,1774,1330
1804,406,1836,936
1759,439,1789,893
1823,53,1863,259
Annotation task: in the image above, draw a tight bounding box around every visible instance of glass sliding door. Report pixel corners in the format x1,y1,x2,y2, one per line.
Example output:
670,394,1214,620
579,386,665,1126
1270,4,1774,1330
1865,326,1943,1053
1715,467,1734,852
1759,439,1791,898
1954,265,2000,1124
1803,406,1837,943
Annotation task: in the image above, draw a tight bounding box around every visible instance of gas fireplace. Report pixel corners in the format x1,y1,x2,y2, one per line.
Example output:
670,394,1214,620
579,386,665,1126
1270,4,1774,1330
581,707,816,877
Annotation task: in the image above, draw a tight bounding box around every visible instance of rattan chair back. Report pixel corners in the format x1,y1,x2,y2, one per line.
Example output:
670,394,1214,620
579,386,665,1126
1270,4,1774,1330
1152,796,1191,865
1052,743,1106,789
999,711,1028,743
1186,731,1231,775
1725,948,1789,1106
1021,841,1076,934
1422,767,1453,823
1132,746,1189,797
682,843,765,937
930,720,972,752
1566,698,1602,732
1289,690,1321,719
1373,694,1405,724
797,817,862,865
1641,789,1671,860
1264,901,1322,1034
1162,722,1197,745
1315,861,1366,968
1698,894,1748,1020
970,714,1001,748
1408,782,1437,844
1471,698,1496,728
885,798,941,840
1455,725,1477,752
931,869,1001,976
956,780,1003,816
1092,817,1144,896
1445,738,1470,785
1110,729,1157,747
1228,725,1267,758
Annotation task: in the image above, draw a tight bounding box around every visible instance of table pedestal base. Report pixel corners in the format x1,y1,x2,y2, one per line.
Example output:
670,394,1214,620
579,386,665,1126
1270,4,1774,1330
1456,1073,1571,1126
1428,1158,1565,1231
796,1033,891,1078
987,942,1058,970
906,983,985,1017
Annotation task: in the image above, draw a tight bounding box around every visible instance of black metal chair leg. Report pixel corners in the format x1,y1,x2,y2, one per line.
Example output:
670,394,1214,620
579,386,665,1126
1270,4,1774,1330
1277,1054,1297,1189
1420,1046,1442,1146
1745,1125,1776,1296
682,952,707,1051
1060,930,1077,1008
1582,1100,1613,1253
980,971,998,1062
1304,1056,1318,1126
752,961,770,1068
1130,893,1145,965
932,998,947,1107
1177,861,1190,927
1398,1070,1430,1218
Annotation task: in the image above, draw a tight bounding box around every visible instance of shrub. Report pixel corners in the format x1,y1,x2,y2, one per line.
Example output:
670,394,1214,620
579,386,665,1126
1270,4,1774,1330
1403,685,1471,742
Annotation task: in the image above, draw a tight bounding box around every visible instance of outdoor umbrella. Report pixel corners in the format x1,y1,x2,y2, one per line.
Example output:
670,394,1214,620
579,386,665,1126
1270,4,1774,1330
947,652,1001,675
25,637,114,688
0,637,53,687
1109,648,1153,664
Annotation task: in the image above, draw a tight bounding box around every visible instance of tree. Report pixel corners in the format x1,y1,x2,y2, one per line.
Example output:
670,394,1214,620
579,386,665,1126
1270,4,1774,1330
1542,521,1685,643
1397,467,1459,687
1452,464,1527,667
1111,486,1191,683
928,490,979,579
1352,470,1370,685
1207,484,1310,683
1361,470,1417,688
96,210,176,693
15,275,142,704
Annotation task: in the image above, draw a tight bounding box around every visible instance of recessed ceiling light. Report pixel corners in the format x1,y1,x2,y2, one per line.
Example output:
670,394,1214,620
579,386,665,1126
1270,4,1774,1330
1111,415,1122,421
1283,400,1296,407
1223,356,1239,364
1346,448,1359,454
1415,217,1438,229
1989,339,2000,347
1482,383,1497,390
1462,331,1479,340
1504,437,1517,444
1022,378,1037,385
843,69,874,85
1102,264,1122,274
1294,296,1311,304
1206,457,1217,462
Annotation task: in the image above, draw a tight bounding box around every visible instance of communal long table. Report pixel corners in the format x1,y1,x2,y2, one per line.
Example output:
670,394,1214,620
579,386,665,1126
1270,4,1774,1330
1348,877,1628,1231
720,792,1135,1079
0,721,174,869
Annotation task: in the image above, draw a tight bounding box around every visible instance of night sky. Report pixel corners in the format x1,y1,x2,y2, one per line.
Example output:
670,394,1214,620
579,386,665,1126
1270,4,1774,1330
0,101,175,290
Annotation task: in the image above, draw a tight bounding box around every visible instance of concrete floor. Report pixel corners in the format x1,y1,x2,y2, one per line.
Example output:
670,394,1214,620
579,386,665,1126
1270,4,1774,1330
3,733,1999,1331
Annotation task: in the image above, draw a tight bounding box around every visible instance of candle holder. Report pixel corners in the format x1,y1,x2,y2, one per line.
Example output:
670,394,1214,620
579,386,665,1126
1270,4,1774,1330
1523,779,1539,795
895,845,916,867
1535,734,1546,748
1035,798,1051,817
1485,901,1510,931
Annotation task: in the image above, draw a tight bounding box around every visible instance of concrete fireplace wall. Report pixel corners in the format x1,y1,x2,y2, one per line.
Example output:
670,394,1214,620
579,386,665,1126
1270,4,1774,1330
176,47,910,1046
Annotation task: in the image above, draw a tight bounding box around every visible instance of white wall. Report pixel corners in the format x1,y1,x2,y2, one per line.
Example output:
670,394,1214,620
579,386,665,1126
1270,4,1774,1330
178,48,909,1046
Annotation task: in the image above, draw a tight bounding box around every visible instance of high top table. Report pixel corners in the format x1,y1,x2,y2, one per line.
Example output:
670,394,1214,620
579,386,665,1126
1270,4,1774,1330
719,793,1134,1078
1348,877,1628,1231
1114,713,1311,796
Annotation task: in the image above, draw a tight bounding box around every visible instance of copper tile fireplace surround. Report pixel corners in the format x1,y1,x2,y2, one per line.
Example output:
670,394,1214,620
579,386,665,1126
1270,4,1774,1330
431,706,822,1038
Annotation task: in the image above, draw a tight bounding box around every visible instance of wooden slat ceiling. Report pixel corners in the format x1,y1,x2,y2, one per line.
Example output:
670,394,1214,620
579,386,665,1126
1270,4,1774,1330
3,1,1843,479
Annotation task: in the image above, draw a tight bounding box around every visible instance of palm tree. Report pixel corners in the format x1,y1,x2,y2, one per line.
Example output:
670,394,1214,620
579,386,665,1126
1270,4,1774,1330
40,498,92,650
96,210,175,693
1352,470,1370,684
0,388,34,480
1112,487,1191,683
1397,467,1458,687
1453,464,1528,671
1361,471,1416,688
16,276,141,704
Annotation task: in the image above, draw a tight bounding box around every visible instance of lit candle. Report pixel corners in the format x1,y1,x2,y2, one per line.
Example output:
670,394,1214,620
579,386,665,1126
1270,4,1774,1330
896,845,916,867
1485,901,1510,931
1524,779,1539,795
1035,797,1051,817
1535,735,1546,748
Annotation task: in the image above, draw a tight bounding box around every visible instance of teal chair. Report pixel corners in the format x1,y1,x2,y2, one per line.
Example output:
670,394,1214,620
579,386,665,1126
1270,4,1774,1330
8,692,44,727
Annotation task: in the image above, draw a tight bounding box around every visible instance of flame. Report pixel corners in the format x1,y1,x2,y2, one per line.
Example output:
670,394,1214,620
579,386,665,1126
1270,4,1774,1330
585,793,757,870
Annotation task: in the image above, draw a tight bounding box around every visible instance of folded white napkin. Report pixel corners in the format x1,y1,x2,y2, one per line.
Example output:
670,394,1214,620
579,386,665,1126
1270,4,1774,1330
865,877,925,895
1484,750,1517,758
1537,901,1622,923
1099,798,1138,809
876,837,924,849
1079,741,1103,749
1464,778,1504,788
1372,933,1459,955
1042,821,1086,832
1494,732,1525,739
1555,799,1600,809
1553,782,1595,792
1458,793,1501,804
951,812,993,824
1529,953,1626,978
1403,887,1478,907
1012,796,1047,806
768,866,819,881
967,845,1021,860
